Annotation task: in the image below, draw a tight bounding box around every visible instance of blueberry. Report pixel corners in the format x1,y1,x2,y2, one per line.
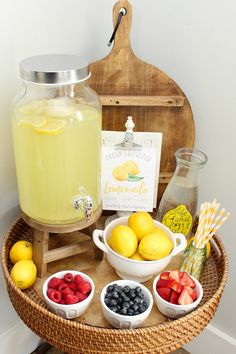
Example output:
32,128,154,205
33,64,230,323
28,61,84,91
133,297,141,304
124,285,131,293
107,285,114,293
117,286,123,293
131,304,139,312
111,291,119,299
129,291,136,299
123,295,130,302
109,298,118,306
104,298,110,306
122,301,130,308
138,292,145,299
120,308,128,315
106,293,113,299
134,311,140,315
139,305,146,313
143,301,148,308
127,309,134,316
120,291,126,298
135,286,142,293
117,297,123,304
110,306,118,313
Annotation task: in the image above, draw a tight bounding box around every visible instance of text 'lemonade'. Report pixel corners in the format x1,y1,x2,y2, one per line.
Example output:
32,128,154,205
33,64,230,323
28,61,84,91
12,97,101,224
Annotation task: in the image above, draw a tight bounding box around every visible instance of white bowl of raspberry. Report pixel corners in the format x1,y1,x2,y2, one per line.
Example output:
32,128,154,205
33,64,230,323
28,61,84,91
43,270,95,319
100,279,153,329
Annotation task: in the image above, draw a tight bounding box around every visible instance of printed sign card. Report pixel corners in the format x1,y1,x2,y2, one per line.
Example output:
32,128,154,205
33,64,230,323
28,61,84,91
101,131,162,211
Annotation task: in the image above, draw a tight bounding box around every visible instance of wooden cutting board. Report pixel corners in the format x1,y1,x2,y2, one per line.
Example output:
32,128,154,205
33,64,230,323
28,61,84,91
88,0,195,205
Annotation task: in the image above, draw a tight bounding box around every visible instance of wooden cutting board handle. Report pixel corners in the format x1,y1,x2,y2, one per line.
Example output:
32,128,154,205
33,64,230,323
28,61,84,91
112,0,133,53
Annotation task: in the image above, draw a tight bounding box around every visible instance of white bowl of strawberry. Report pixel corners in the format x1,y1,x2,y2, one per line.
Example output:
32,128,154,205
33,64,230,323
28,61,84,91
153,270,203,319
43,270,95,319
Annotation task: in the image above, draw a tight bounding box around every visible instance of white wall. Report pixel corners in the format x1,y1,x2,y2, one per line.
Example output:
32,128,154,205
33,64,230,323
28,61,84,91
0,0,235,351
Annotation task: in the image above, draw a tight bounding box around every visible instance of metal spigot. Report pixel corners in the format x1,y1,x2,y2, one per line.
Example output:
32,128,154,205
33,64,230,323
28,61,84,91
73,187,94,222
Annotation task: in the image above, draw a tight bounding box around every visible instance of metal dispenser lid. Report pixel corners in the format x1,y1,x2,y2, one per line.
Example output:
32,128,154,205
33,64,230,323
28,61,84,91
19,54,90,85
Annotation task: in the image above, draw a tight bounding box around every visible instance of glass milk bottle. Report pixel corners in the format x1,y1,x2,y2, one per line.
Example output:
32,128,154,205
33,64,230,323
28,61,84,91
156,148,207,237
12,54,102,225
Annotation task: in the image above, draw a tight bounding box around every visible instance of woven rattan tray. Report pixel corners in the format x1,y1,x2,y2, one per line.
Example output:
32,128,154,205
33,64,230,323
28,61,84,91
1,217,228,353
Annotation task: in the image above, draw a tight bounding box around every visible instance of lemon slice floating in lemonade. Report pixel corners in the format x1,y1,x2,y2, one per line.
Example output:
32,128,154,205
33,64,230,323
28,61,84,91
34,118,66,135
17,115,47,128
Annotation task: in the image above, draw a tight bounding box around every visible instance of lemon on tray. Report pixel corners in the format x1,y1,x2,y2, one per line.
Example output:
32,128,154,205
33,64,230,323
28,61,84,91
108,225,138,257
10,240,33,264
138,229,173,261
10,259,37,290
128,211,155,241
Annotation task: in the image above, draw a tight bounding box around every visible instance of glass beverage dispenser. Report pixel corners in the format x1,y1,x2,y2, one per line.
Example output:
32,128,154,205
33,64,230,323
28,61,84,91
12,54,101,225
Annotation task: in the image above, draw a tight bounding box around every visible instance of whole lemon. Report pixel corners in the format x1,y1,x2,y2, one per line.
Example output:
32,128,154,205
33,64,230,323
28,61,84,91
10,240,33,264
129,251,145,261
138,230,173,260
128,211,155,241
10,259,37,290
108,225,138,257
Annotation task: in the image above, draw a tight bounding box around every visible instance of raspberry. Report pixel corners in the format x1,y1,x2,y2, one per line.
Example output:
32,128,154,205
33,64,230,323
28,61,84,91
48,277,61,289
77,281,91,295
74,274,84,284
64,294,79,305
47,288,62,303
75,291,87,302
64,273,73,283
62,287,74,298
58,282,68,292
68,282,78,291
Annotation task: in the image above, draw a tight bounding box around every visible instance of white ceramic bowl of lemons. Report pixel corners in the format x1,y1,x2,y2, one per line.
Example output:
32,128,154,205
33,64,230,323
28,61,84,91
93,213,187,283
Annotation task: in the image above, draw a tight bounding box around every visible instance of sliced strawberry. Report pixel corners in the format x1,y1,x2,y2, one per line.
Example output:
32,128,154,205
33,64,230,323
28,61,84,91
170,290,179,304
179,272,196,288
156,278,175,289
157,287,171,302
169,270,180,283
185,286,198,301
160,272,170,280
170,281,183,294
179,272,184,278
178,288,194,305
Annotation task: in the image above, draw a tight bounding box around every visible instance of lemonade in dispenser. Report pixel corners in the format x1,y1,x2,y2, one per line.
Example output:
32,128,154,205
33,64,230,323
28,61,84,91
12,54,101,225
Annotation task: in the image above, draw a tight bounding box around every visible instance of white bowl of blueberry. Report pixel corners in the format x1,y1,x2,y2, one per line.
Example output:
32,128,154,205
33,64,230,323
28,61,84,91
100,279,153,329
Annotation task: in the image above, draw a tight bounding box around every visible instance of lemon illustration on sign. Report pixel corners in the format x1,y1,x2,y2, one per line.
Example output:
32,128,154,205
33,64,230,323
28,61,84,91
128,211,155,241
10,240,33,264
108,225,138,257
138,230,173,260
162,204,192,236
188,236,211,258
129,251,145,261
10,259,37,290
112,165,129,181
123,160,139,175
